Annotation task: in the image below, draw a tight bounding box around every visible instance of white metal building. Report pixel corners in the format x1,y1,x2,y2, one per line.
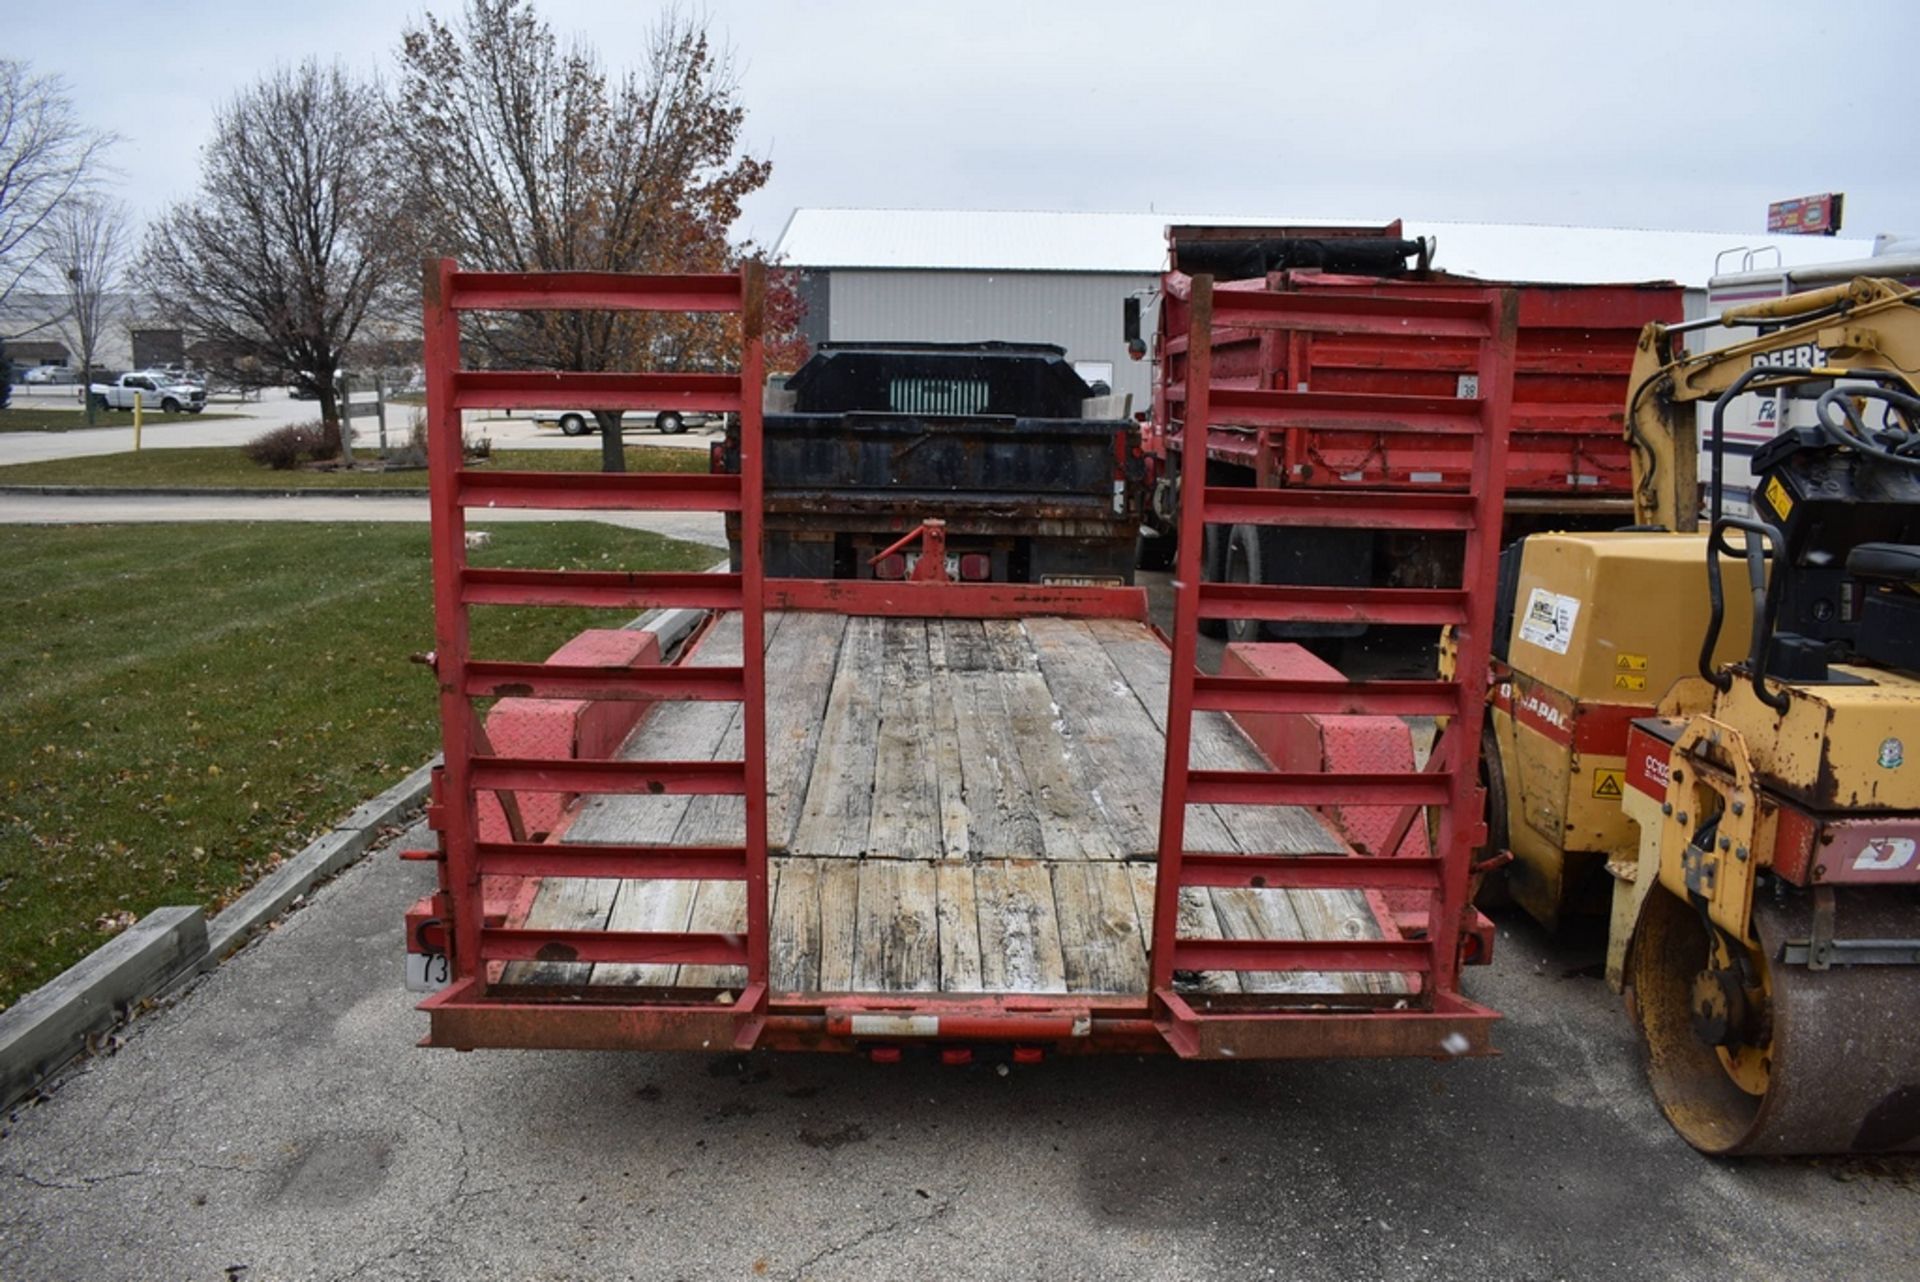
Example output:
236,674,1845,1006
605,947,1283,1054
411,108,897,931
775,208,1883,408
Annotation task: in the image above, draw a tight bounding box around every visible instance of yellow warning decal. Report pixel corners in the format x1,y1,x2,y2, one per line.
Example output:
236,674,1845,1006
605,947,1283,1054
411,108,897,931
1615,653,1648,672
1613,672,1647,692
1765,475,1794,521
1592,769,1625,800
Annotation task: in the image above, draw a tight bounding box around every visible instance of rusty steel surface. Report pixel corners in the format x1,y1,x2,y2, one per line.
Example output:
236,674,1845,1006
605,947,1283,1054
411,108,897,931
1156,990,1498,1061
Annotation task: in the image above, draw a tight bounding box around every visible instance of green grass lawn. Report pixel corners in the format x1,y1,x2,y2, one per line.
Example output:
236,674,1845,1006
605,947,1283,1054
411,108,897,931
0,443,708,489
0,403,242,433
0,521,716,1009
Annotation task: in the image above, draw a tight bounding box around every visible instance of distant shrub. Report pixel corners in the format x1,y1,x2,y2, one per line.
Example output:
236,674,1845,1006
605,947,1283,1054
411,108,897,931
243,420,343,470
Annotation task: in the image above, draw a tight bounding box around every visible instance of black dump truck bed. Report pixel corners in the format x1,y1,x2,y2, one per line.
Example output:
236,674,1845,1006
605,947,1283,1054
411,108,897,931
720,342,1144,584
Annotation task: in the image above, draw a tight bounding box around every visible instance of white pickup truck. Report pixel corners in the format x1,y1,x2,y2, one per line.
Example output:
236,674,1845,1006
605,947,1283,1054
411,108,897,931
88,371,206,414
530,407,712,436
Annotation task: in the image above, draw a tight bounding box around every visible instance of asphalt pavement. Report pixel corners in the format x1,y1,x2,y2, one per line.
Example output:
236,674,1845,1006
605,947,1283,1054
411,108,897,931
0,813,1913,1281
0,492,728,546
0,386,719,466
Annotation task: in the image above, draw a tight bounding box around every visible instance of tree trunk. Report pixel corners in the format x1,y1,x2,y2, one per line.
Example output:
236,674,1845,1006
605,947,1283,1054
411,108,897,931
596,411,625,472
316,374,352,464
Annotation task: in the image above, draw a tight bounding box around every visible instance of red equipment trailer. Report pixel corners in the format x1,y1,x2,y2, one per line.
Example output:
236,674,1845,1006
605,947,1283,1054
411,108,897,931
404,261,1516,1062
1142,224,1684,642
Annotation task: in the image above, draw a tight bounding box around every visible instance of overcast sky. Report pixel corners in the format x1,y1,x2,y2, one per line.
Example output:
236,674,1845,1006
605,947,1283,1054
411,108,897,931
15,0,1917,249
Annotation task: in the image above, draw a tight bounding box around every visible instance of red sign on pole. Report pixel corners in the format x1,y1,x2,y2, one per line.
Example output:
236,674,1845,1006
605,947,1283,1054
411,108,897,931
1767,193,1844,235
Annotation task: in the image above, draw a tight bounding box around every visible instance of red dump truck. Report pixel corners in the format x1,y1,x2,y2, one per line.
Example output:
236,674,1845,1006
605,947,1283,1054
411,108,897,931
1136,223,1684,645
402,261,1514,1064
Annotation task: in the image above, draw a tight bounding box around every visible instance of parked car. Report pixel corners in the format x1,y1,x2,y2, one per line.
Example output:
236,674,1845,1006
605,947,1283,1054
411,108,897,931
530,407,711,436
23,364,76,385
88,371,207,414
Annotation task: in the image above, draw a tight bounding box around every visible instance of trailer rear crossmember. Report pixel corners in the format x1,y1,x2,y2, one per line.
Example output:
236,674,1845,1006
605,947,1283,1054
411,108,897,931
412,262,1514,1061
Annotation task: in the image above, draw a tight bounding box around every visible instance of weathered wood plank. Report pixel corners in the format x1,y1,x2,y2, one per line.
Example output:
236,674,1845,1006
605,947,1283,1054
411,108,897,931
1051,862,1148,993
1286,889,1410,996
937,618,996,671
987,621,1122,861
815,859,861,992
1208,887,1342,994
1023,617,1167,855
866,620,943,859
1120,862,1241,995
942,620,1044,858
769,857,820,992
974,860,1068,994
504,878,620,985
792,616,885,857
853,859,939,992
1077,622,1262,855
947,671,1044,858
981,617,1037,673
561,612,748,846
934,862,983,992
1088,620,1346,858
923,626,972,860
675,876,751,990
765,612,850,851
588,878,698,987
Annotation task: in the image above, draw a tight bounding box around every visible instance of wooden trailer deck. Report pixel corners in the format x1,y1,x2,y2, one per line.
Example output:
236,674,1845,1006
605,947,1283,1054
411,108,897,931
504,611,1404,997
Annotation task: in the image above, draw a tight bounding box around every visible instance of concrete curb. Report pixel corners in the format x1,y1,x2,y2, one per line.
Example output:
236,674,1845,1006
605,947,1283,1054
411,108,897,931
201,755,440,966
0,908,207,1112
0,484,425,500
0,756,439,1114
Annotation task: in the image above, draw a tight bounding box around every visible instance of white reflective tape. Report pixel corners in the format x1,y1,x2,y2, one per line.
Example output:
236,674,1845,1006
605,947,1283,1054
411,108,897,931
849,1014,940,1037
1410,471,1443,484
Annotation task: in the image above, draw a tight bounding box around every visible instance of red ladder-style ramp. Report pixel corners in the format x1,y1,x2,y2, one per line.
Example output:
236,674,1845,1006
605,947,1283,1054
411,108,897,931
418,260,772,1051
1150,274,1518,1059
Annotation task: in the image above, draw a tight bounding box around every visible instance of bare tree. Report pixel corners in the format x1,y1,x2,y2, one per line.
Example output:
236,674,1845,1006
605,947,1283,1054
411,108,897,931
0,60,112,314
50,196,130,424
141,60,405,433
392,0,771,471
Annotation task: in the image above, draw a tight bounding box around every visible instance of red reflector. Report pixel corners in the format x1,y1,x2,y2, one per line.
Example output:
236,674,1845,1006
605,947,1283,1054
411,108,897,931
958,553,990,581
875,553,906,580
940,1046,973,1066
869,1046,902,1064
1012,1046,1044,1065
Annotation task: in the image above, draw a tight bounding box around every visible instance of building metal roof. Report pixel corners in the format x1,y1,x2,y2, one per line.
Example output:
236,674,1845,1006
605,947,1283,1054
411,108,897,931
775,207,1883,288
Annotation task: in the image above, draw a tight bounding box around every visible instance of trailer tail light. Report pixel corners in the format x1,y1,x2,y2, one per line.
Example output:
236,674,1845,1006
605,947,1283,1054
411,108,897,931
869,1045,902,1064
940,1046,973,1066
708,441,726,472
958,553,991,581
874,553,907,580
1012,1046,1045,1065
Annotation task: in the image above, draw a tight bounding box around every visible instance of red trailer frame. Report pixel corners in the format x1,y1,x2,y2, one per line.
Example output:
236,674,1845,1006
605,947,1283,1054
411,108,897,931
409,263,1515,1061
